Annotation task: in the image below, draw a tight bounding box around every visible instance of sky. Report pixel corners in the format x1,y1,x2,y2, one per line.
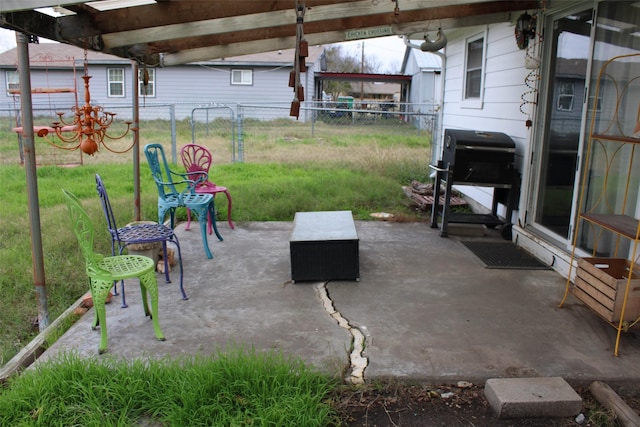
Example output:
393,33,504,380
335,36,409,73
0,28,409,72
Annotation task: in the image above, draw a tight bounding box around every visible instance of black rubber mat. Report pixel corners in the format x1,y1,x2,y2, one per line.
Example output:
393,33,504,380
461,241,551,270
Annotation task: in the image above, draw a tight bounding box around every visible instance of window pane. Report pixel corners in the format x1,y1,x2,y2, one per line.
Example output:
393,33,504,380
110,83,123,96
6,71,18,93
534,8,591,238
109,69,123,81
465,70,481,98
467,39,483,69
139,68,155,96
559,82,574,95
231,69,252,85
108,68,124,97
576,0,640,257
464,37,483,99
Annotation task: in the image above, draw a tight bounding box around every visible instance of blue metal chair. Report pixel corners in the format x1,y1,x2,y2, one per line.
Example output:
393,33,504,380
62,189,165,354
143,143,223,259
95,174,187,307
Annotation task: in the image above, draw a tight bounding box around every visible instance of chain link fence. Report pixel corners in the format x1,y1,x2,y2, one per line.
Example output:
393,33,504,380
0,101,439,166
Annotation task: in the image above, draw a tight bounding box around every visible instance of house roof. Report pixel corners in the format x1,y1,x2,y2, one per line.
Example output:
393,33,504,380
198,45,324,66
317,72,411,83
0,1,538,67
0,42,324,69
0,42,128,68
400,43,443,73
412,50,442,69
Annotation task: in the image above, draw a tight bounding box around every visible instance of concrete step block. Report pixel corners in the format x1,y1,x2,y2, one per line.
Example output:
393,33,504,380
484,377,582,419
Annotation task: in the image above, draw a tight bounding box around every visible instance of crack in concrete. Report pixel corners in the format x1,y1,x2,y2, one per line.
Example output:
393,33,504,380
315,282,368,384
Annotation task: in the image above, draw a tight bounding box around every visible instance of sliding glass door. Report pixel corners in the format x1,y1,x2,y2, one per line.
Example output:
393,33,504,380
534,7,592,239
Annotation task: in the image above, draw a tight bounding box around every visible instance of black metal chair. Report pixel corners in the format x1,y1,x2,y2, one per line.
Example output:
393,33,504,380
95,174,186,306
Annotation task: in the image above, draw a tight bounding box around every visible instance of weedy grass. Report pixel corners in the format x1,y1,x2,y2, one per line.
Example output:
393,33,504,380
0,349,338,426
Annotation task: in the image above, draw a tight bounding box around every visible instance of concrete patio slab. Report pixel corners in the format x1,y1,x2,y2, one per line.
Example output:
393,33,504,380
36,220,640,390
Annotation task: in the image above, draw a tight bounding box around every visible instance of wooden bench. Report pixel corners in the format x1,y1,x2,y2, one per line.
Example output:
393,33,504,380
290,210,359,282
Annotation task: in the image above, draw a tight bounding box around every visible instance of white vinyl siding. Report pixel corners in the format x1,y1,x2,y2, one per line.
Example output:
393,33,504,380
442,24,531,218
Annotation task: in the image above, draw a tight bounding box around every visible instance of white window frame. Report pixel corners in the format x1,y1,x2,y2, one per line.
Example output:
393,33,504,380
6,70,18,95
231,69,253,86
587,95,602,113
107,67,125,97
138,68,155,97
557,81,575,111
461,31,487,109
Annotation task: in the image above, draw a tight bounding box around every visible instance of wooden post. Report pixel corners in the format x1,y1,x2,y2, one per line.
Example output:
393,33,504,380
589,381,640,427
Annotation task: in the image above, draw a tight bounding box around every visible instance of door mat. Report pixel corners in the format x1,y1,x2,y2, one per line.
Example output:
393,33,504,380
461,241,551,270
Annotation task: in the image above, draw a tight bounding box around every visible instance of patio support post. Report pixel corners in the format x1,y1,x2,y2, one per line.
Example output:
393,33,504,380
132,61,141,221
17,32,49,330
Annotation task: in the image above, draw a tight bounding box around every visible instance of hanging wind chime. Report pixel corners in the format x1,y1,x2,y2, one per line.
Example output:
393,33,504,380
289,1,307,119
38,44,134,155
516,12,540,129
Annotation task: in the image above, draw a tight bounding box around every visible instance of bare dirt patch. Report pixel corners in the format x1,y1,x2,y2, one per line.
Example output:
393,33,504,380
333,381,639,427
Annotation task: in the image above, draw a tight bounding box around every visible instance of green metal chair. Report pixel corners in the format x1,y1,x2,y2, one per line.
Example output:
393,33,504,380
62,189,165,354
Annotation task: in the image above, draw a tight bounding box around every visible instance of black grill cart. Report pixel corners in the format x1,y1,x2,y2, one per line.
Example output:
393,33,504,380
430,129,520,238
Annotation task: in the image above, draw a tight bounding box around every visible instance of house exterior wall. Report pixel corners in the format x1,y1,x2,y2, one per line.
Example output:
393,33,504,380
441,22,534,218
439,1,634,279
21,69,80,111
153,62,318,106
0,44,323,122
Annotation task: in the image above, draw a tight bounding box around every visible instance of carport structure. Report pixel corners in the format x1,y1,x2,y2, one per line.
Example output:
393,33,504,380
0,0,537,331
1,1,538,66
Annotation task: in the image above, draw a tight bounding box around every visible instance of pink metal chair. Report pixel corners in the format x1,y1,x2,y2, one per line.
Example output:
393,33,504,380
180,144,234,233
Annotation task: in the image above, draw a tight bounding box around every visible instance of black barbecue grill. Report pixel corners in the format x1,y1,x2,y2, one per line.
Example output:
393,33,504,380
430,129,520,238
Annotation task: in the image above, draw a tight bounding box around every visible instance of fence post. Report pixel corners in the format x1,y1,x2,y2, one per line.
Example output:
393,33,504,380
206,108,210,137
236,105,244,162
190,115,195,144
170,104,177,163
310,102,316,136
229,106,237,163
15,109,24,165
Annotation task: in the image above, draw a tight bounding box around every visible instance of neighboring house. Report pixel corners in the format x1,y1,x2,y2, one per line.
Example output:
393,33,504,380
401,48,442,107
401,47,443,152
431,0,640,278
0,43,325,121
346,82,399,104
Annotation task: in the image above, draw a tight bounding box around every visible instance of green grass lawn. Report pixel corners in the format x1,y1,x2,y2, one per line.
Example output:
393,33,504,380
0,349,339,426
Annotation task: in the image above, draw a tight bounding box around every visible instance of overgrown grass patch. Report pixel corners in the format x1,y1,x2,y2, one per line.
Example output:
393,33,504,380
0,349,338,426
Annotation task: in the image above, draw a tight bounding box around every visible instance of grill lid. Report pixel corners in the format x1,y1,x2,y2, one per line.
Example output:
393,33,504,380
445,130,515,150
